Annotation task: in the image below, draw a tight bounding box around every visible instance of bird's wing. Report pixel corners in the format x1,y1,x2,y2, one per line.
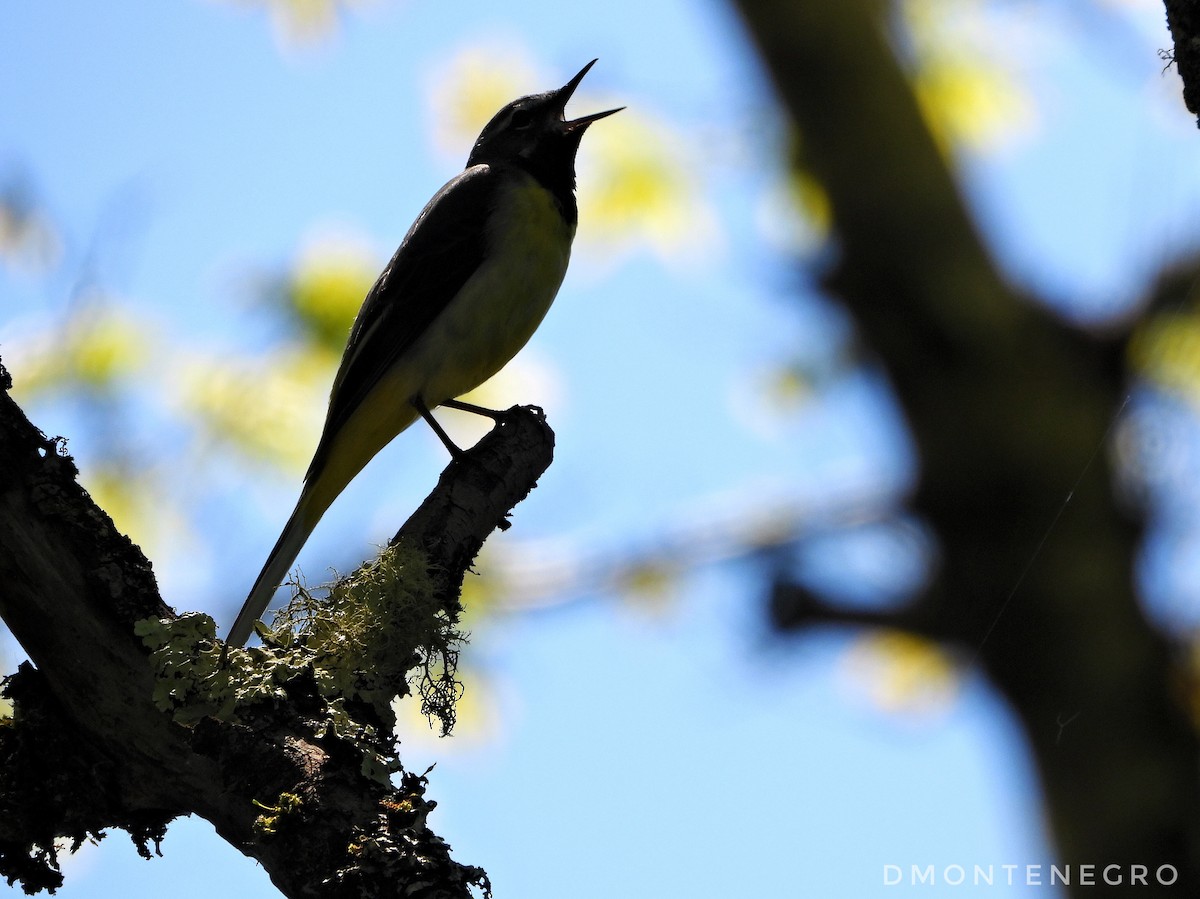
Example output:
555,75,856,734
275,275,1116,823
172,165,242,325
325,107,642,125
305,164,500,481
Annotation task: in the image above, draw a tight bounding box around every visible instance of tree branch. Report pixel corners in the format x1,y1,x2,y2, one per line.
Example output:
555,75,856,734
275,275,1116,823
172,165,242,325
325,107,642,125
1164,0,1200,126
0,358,551,896
392,405,555,616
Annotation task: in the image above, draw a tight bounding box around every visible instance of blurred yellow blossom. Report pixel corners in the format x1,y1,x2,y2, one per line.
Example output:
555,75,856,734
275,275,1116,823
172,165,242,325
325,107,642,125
179,346,336,473
913,55,1032,152
11,298,150,398
902,0,1034,152
1129,311,1200,404
762,363,816,415
208,0,377,48
580,111,718,264
427,45,542,157
85,462,188,559
284,233,379,351
842,630,959,716
755,167,832,261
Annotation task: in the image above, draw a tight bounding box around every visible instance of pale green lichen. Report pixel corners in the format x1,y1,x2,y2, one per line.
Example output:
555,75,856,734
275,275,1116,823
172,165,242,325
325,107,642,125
137,541,465,784
252,791,305,838
274,541,440,651
135,612,287,724
273,539,464,735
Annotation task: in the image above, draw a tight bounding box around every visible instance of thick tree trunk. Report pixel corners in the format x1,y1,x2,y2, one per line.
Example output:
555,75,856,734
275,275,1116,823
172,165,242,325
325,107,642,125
734,0,1200,891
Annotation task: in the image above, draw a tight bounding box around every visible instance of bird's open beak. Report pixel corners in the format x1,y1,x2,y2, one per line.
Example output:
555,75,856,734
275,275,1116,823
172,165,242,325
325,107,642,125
557,59,624,132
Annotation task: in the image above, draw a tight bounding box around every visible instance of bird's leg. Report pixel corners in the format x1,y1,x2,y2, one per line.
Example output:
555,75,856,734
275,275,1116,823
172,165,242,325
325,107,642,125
417,397,541,461
443,398,547,431
413,396,465,459
440,398,509,422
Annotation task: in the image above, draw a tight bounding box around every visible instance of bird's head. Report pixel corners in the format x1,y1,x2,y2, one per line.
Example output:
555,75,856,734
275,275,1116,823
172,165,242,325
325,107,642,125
467,59,622,197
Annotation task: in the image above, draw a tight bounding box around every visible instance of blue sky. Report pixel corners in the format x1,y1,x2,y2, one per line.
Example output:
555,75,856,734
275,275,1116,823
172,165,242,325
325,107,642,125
4,1,1200,897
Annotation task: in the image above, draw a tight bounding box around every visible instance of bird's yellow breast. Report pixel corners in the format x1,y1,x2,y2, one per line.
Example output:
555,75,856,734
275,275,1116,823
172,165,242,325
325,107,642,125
407,170,576,403
306,170,575,508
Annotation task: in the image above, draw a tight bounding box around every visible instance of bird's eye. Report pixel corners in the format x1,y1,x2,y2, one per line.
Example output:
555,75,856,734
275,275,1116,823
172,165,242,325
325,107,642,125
509,108,535,130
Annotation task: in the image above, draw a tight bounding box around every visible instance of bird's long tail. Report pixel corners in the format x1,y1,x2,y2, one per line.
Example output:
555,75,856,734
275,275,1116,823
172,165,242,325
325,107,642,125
225,490,322,649
225,395,422,650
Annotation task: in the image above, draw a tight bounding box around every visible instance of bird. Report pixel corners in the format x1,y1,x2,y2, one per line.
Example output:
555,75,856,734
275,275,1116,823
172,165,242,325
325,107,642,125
224,60,621,649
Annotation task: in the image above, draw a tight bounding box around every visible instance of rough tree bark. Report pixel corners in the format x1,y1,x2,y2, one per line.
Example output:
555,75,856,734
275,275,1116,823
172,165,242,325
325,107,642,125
1165,0,1200,126
0,354,552,897
733,0,1200,892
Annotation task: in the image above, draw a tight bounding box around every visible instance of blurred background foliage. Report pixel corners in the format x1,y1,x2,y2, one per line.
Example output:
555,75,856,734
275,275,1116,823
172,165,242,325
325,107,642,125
2,0,1199,802
5,0,1194,736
